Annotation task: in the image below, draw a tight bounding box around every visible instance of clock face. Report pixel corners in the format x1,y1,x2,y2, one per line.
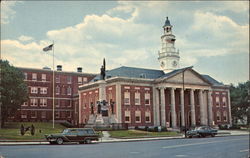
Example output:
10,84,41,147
172,61,177,67
161,61,165,68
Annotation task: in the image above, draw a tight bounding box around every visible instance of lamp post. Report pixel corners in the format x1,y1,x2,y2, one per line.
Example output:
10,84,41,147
182,68,188,138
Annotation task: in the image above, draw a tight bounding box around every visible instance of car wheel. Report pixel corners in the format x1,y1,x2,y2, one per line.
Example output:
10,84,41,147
79,141,85,144
188,136,192,138
49,141,56,145
211,133,215,137
199,134,205,138
85,139,91,144
56,138,64,145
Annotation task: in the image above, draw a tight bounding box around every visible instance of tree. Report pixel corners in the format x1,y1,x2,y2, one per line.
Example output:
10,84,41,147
230,81,250,126
0,60,28,128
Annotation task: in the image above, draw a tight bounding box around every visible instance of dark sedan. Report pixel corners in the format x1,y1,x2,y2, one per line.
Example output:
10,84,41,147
186,126,218,138
45,128,100,144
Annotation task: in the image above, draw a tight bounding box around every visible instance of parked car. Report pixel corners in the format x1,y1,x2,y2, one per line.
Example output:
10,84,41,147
186,126,217,138
45,128,100,144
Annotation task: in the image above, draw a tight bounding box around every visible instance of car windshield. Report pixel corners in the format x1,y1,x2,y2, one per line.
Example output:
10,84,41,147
195,127,203,130
62,129,69,134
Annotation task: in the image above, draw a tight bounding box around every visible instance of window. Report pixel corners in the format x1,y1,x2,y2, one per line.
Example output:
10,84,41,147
32,73,37,81
67,87,71,95
21,111,27,118
31,87,38,94
66,111,71,118
223,111,227,121
67,76,72,84
41,111,46,119
145,93,150,105
66,100,71,107
62,87,66,95
135,111,141,123
145,111,151,123
56,86,60,95
42,74,46,81
222,97,227,107
83,77,88,82
55,111,60,118
55,99,60,107
40,87,47,94
78,77,82,84
61,111,66,118
56,76,60,83
21,102,28,107
135,92,140,105
215,96,220,106
125,111,130,123
24,73,28,80
30,98,38,106
40,98,47,107
31,111,37,118
216,111,221,121
124,92,130,105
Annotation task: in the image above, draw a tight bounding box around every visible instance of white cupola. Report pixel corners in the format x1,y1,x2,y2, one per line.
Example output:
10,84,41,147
158,17,180,73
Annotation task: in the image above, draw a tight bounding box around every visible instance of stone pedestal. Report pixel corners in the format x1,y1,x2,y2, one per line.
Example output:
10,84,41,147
95,114,104,124
109,114,118,124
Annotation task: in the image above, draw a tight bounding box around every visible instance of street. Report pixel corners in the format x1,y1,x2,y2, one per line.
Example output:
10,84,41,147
0,135,249,158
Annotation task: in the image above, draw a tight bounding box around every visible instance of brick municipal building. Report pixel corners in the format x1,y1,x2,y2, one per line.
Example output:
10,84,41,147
12,17,232,129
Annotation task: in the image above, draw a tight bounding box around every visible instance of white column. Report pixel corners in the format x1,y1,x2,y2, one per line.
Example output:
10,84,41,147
208,90,213,126
153,87,160,126
190,89,196,126
227,90,232,126
171,88,177,128
160,88,166,127
180,88,185,127
79,92,82,124
115,83,122,123
156,88,160,126
199,89,205,125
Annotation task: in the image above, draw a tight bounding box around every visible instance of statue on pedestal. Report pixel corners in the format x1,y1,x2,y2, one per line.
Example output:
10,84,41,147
100,58,106,80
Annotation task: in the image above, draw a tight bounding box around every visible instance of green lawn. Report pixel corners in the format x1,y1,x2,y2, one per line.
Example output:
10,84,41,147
0,122,66,140
109,130,181,138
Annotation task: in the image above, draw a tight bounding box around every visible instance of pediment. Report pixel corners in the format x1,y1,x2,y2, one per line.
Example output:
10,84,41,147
163,69,210,85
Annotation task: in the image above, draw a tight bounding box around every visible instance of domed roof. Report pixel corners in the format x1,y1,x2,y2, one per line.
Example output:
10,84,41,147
163,17,172,27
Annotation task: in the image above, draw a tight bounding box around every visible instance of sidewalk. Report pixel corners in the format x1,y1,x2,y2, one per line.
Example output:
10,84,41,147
0,130,248,145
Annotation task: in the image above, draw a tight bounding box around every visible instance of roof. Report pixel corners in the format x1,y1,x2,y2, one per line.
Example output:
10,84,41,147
202,75,224,86
90,65,225,87
159,66,193,79
17,67,97,76
163,17,172,27
91,66,165,82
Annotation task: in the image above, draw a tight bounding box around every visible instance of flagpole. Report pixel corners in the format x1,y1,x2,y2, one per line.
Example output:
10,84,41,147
52,40,55,129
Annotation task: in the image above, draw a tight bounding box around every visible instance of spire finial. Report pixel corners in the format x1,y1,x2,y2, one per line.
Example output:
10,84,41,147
166,16,168,20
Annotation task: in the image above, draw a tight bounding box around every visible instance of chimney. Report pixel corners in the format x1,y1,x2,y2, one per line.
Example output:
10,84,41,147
57,65,62,71
77,67,82,72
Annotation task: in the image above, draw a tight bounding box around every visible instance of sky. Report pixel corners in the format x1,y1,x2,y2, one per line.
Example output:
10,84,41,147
1,1,249,85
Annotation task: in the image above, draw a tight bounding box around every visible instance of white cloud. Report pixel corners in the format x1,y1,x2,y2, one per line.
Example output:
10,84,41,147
1,1,21,24
1,1,249,84
18,35,34,42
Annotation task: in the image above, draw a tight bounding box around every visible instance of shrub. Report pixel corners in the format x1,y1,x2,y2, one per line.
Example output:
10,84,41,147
31,124,35,136
20,124,25,136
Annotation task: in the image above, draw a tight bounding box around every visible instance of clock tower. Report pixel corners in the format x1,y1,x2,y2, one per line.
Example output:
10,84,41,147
158,17,180,73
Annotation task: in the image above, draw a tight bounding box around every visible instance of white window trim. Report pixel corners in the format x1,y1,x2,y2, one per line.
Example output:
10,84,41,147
41,111,46,119
135,92,141,105
135,111,141,123
145,111,151,123
41,74,46,82
124,91,130,105
125,111,131,123
31,111,37,118
145,93,150,105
